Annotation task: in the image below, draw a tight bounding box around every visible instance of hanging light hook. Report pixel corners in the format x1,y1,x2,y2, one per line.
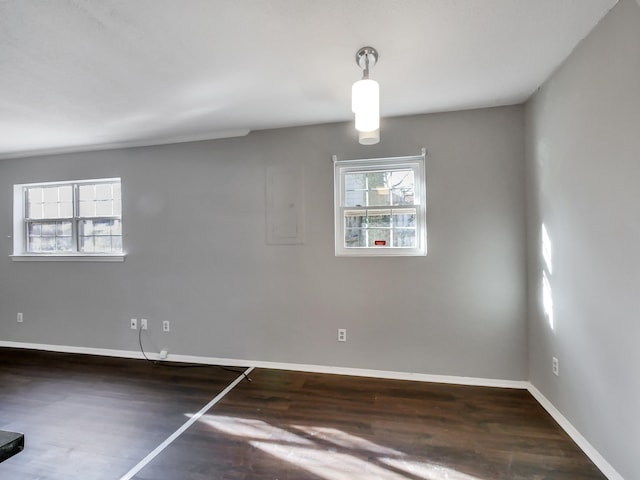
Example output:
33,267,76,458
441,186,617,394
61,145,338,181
356,47,379,79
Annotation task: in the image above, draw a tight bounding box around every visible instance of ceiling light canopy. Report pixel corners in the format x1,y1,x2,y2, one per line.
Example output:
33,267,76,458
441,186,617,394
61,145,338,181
352,46,380,145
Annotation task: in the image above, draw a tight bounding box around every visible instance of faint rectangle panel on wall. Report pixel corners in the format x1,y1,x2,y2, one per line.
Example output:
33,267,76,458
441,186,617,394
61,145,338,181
266,165,305,245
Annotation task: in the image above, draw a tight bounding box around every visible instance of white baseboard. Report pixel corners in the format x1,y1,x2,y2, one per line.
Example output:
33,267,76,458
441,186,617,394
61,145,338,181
0,340,622,479
0,340,527,389
527,384,624,480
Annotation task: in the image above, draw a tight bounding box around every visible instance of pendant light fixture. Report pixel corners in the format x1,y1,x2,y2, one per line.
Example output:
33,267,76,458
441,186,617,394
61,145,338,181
352,46,380,145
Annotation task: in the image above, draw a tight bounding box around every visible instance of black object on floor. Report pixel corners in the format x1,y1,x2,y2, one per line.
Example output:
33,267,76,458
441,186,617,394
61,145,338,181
0,430,24,463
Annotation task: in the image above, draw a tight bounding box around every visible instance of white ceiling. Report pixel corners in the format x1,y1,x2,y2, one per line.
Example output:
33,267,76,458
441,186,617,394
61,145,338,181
0,0,617,159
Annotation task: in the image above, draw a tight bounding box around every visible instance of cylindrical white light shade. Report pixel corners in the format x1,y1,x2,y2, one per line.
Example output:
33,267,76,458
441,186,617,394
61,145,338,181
359,128,380,145
352,79,379,132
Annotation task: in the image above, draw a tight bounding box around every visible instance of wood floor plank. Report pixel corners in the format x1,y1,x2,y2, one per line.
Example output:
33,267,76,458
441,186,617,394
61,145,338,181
135,369,607,480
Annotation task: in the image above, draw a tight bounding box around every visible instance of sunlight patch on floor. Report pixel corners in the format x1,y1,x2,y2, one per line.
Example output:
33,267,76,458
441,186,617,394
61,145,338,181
251,441,408,480
195,414,486,480
381,457,482,480
194,414,313,445
292,425,402,456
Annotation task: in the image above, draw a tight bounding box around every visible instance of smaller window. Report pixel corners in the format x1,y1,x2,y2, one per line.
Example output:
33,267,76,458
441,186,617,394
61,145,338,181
334,152,426,256
12,178,124,261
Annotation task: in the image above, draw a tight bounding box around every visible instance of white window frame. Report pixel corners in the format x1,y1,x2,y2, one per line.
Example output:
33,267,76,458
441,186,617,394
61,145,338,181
333,150,427,257
11,178,125,262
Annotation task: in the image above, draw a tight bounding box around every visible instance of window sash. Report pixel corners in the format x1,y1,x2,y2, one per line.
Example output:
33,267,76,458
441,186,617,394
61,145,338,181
341,206,418,249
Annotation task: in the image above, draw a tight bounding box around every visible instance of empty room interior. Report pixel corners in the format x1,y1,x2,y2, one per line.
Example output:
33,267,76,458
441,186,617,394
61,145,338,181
1,1,638,479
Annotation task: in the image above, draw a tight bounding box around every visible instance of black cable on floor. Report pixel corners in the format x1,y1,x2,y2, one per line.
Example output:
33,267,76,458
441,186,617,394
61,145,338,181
138,326,252,382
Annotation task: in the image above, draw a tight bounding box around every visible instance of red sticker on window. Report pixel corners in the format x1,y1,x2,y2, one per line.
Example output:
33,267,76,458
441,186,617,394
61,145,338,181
374,240,386,246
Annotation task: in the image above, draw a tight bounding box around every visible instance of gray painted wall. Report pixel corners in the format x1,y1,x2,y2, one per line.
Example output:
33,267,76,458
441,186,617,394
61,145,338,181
525,0,640,478
0,106,528,381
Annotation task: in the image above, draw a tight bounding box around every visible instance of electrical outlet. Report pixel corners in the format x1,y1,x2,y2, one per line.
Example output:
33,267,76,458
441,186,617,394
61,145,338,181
130,318,137,330
338,328,347,342
140,319,148,330
17,312,23,323
159,349,168,360
552,357,559,376
163,320,170,332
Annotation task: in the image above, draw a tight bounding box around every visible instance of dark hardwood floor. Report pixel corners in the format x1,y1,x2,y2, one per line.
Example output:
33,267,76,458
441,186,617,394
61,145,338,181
0,348,242,480
0,349,606,479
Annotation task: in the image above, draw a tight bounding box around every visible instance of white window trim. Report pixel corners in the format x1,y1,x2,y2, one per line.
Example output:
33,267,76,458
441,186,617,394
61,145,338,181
333,150,427,257
11,178,126,262
10,254,125,262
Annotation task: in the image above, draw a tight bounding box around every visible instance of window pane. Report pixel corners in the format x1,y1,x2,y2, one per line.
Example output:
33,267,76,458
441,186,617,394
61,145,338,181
56,221,72,237
367,211,391,228
111,219,122,235
391,188,414,205
394,229,416,247
95,184,112,201
42,187,58,203
79,184,95,201
59,202,73,217
345,173,366,207
28,187,43,203
344,212,365,229
80,236,95,252
389,170,414,189
27,202,43,219
56,237,73,251
28,237,42,252
345,190,366,207
59,186,72,202
366,171,387,189
367,228,390,247
345,229,365,247
390,171,415,205
79,201,94,217
28,223,42,236
392,210,416,228
93,219,112,235
112,236,123,251
345,173,366,189
369,187,390,206
43,203,59,218
80,220,92,236
41,223,56,236
95,236,112,252
95,200,113,216
113,183,121,200
41,237,56,252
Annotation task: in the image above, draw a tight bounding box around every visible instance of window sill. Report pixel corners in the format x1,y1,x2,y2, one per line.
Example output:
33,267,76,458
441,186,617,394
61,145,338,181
10,254,126,263
336,250,427,257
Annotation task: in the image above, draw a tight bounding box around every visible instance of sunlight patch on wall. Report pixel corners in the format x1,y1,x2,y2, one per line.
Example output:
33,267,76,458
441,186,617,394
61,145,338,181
542,271,554,330
542,223,553,273
541,223,554,330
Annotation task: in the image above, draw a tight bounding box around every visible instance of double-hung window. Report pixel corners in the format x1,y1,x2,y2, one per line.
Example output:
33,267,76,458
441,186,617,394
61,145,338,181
334,152,426,256
12,178,123,261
